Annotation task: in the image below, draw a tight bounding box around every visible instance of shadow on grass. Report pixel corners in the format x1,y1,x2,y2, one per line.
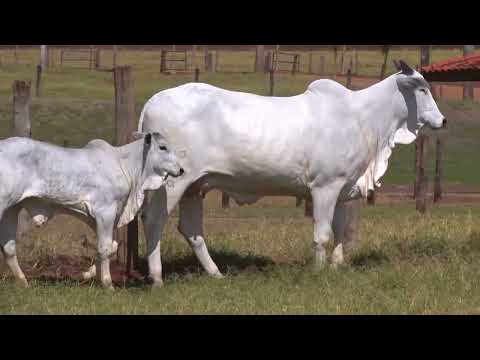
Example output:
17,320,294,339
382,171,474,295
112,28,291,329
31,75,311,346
348,248,390,271
144,249,276,280
14,250,276,289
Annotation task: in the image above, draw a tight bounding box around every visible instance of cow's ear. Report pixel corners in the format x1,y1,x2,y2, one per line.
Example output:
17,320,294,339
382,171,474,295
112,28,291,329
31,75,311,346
398,60,414,75
145,133,152,147
393,60,401,71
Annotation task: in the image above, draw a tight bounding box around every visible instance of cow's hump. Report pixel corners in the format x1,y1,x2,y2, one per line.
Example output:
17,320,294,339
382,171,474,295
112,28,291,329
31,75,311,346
306,79,349,98
84,139,112,150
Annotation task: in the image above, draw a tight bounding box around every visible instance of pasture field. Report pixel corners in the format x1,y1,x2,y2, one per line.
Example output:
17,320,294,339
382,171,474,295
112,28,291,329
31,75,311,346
1,198,480,314
0,48,479,185
0,48,480,314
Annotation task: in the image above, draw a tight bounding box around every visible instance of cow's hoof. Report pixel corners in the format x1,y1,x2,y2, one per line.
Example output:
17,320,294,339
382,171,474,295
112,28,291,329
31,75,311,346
103,284,115,291
330,262,339,270
212,271,224,279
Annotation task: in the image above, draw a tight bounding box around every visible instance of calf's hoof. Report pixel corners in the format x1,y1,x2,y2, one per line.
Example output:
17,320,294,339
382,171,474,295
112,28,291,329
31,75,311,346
82,265,96,280
17,277,30,288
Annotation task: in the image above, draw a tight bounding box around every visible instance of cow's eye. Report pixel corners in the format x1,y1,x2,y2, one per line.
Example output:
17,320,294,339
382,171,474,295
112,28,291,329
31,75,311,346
159,146,167,151
419,88,427,94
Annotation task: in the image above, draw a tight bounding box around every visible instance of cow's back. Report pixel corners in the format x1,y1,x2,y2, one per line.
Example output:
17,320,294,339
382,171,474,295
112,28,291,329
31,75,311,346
139,81,367,195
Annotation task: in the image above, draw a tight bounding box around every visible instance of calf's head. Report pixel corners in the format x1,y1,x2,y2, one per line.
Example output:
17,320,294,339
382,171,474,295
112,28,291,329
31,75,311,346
394,60,446,143
134,132,184,182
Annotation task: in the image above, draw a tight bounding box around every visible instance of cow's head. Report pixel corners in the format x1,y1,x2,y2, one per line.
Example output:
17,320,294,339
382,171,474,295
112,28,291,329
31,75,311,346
394,60,446,143
133,131,184,182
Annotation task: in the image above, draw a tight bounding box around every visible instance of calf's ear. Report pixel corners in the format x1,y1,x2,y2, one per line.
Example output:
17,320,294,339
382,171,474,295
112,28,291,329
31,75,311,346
145,133,152,147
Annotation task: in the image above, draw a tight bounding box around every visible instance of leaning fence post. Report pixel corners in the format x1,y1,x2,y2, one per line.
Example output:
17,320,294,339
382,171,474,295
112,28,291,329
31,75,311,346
308,52,313,74
255,45,265,73
113,65,139,277
160,50,166,73
415,134,428,213
269,68,275,96
434,135,444,203
194,68,200,82
35,64,42,97
346,68,352,89
12,80,33,235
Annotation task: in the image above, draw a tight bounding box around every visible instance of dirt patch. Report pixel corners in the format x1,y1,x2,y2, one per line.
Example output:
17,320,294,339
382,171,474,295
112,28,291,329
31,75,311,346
21,255,146,286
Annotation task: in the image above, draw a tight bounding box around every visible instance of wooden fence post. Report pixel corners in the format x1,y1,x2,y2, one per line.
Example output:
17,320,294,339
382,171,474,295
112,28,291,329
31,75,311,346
255,45,265,73
292,54,299,75
12,80,33,235
308,52,313,74
415,134,428,213
319,55,325,75
274,45,280,72
353,49,358,75
40,45,48,72
340,45,347,74
205,52,213,72
269,68,275,96
346,68,352,89
420,45,430,68
264,52,272,73
203,46,209,72
332,46,338,80
433,135,444,203
35,65,42,97
194,68,199,82
13,81,32,138
95,48,101,69
14,45,19,65
160,50,166,73
113,45,118,68
113,65,138,276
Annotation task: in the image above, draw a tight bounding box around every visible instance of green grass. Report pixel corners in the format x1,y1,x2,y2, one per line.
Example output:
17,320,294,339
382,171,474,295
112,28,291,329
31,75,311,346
2,202,480,314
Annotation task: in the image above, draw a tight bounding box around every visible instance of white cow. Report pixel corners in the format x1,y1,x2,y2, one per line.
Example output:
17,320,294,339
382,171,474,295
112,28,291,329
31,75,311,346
134,60,446,287
0,132,183,289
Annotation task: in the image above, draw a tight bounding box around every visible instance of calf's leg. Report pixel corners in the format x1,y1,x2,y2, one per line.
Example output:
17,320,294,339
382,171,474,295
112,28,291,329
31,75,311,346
94,208,117,290
0,206,28,288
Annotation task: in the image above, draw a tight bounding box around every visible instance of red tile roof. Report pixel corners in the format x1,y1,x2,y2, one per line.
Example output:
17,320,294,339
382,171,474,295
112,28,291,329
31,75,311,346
421,53,480,73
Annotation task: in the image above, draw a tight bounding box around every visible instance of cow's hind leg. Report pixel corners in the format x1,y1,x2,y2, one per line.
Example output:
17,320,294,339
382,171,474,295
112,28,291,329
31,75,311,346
0,206,28,288
331,200,360,268
310,183,344,269
178,191,222,278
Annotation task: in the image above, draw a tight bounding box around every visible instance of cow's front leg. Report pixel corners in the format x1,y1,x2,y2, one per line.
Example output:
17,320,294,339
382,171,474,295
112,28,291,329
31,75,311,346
178,192,223,278
310,183,344,269
0,206,28,288
94,208,116,290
